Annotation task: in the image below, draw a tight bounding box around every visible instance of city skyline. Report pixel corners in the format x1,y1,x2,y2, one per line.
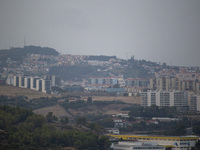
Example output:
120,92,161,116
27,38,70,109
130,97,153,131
0,0,200,66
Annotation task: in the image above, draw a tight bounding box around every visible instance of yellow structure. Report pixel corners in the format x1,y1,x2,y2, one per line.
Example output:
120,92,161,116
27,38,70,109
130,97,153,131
109,134,199,150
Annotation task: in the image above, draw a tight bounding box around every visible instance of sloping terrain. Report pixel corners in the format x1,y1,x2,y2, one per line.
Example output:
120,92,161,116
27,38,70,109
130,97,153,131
0,85,52,99
33,104,71,118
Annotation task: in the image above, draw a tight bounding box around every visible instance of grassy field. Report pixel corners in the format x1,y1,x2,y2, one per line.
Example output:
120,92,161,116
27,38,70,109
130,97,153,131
0,85,52,99
33,104,71,118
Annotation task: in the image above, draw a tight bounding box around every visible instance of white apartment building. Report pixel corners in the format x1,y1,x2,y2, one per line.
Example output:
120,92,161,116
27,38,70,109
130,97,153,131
6,75,14,85
12,75,52,93
13,76,19,86
18,76,25,88
30,77,40,90
36,79,51,93
24,77,31,89
189,94,200,111
141,91,188,108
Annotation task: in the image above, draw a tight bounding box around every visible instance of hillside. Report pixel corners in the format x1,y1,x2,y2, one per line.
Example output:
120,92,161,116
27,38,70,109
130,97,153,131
0,85,52,99
0,45,59,66
0,105,110,150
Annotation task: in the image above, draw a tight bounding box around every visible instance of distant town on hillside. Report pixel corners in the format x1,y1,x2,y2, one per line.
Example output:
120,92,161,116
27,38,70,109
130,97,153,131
0,45,200,112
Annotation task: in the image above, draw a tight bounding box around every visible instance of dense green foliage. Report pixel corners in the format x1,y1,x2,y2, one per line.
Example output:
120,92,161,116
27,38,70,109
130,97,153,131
120,120,187,136
0,95,32,109
0,105,111,150
128,105,177,118
0,95,59,110
96,118,114,128
61,100,125,110
192,120,200,135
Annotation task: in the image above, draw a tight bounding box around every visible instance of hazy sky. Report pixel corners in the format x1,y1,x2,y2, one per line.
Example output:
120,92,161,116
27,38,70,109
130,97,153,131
0,0,200,66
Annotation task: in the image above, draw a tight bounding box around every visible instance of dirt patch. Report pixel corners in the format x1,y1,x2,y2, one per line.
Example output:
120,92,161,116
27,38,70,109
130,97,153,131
33,104,71,119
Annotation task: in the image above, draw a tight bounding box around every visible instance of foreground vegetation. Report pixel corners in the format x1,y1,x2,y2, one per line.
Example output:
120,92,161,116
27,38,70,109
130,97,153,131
1,94,200,138
0,105,110,150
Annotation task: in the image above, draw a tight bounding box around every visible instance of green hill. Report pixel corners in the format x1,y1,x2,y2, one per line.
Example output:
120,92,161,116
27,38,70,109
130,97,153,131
0,45,59,66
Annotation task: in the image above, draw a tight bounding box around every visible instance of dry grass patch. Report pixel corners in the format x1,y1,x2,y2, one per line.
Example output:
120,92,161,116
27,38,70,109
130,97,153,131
33,104,71,119
0,85,52,99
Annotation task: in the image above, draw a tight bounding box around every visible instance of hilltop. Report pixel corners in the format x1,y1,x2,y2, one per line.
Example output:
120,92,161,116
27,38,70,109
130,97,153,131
0,45,59,66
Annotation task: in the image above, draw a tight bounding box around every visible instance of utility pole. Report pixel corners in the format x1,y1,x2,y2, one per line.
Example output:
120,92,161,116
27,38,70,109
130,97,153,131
24,37,26,48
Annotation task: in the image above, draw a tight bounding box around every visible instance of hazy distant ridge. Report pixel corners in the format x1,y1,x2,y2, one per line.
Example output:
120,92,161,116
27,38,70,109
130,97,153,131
0,45,59,65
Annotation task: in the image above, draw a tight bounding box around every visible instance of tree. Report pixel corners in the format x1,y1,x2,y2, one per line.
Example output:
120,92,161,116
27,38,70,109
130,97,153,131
74,140,83,150
193,125,200,135
87,97,92,103
60,116,69,124
46,112,57,122
97,136,111,150
173,123,186,135
76,116,86,126
97,118,114,128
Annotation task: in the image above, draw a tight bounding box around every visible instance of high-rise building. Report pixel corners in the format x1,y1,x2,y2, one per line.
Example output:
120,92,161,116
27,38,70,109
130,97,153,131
13,76,19,86
126,78,149,87
141,91,188,109
24,77,31,89
36,79,42,91
19,76,25,88
42,79,51,93
149,78,156,90
89,77,119,85
149,77,200,94
189,94,200,111
30,77,40,90
10,75,53,94
51,76,61,86
6,76,14,85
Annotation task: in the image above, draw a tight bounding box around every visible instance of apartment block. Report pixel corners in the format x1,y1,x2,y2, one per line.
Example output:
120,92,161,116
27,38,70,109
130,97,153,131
24,77,31,89
51,76,61,86
44,75,61,87
125,78,149,87
35,79,51,93
42,79,51,93
30,77,40,90
89,77,119,85
141,90,188,109
36,79,42,91
6,76,14,85
13,76,19,86
18,76,25,88
189,94,200,111
12,75,54,93
150,77,199,94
